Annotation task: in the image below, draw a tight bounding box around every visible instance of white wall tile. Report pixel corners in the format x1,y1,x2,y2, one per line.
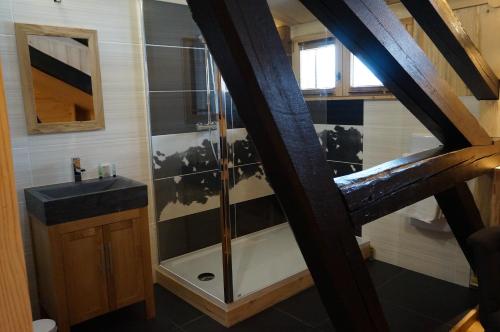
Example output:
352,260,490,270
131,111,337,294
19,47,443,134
25,42,148,149
0,35,23,106
12,0,142,44
0,36,30,148
12,147,32,203
29,137,150,186
0,0,13,35
363,99,472,286
4,1,153,310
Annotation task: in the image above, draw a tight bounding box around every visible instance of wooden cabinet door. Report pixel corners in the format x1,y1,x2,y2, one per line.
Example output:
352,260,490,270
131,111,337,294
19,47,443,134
61,227,109,325
103,219,145,309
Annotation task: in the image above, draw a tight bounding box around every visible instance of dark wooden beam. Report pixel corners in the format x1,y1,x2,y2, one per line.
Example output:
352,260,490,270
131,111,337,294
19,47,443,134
299,0,491,147
335,142,500,225
186,1,388,330
435,183,485,267
401,0,499,100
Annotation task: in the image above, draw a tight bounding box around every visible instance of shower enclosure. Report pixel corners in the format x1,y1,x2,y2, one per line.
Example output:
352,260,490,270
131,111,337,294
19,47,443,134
142,0,367,325
150,42,309,304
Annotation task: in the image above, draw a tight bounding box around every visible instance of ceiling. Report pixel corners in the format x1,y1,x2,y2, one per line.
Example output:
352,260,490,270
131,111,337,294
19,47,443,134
267,0,316,26
267,0,404,26
158,0,403,27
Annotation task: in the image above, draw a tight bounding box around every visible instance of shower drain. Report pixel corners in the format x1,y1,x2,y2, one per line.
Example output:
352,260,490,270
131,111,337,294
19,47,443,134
197,272,215,281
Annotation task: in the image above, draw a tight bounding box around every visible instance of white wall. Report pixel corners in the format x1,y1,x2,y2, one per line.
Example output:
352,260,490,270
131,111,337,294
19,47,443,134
362,97,481,287
0,0,153,316
288,4,496,286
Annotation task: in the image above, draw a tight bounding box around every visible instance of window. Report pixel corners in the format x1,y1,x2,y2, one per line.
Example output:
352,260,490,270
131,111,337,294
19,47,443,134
294,18,413,98
350,54,383,88
299,38,336,91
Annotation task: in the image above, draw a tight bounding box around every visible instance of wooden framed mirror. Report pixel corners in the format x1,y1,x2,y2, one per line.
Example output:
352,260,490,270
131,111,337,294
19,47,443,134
15,23,105,134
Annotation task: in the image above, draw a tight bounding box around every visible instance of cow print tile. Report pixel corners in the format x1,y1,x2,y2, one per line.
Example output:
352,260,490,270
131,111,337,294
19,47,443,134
315,124,363,164
154,171,221,221
327,161,362,178
152,133,219,179
228,128,260,166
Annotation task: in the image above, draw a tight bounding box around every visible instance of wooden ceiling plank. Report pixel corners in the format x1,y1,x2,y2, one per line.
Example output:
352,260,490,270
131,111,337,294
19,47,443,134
186,1,388,330
401,0,499,100
299,0,492,147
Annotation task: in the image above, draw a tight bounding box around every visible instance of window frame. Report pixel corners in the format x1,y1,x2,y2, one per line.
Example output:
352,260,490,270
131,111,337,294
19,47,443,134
292,18,414,99
342,47,389,96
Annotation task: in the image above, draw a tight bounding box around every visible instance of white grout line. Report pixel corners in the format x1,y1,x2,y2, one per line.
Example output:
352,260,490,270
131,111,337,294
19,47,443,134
149,90,211,93
8,0,13,27
146,43,205,50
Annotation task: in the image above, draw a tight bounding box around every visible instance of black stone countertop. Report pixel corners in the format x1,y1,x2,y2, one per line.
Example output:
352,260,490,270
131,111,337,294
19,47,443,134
25,176,148,226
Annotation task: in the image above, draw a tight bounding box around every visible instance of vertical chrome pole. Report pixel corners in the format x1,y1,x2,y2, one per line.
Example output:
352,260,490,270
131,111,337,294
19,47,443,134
215,68,234,303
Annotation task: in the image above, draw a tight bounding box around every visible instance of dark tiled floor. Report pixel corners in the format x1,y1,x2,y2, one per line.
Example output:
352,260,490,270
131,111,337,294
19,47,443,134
72,260,477,332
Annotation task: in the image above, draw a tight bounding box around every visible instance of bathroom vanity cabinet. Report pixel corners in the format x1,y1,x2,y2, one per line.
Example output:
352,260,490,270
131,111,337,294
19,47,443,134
30,208,155,332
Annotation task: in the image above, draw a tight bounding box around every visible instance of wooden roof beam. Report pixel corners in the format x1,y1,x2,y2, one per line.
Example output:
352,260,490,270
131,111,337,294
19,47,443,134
336,142,500,225
186,1,388,330
401,0,499,100
299,0,492,147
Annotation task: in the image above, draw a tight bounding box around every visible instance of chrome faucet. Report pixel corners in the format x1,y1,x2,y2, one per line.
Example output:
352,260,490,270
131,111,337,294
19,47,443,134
72,157,86,182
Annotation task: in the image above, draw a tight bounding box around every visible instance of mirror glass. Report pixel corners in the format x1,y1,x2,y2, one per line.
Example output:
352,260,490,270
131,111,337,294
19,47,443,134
15,23,104,134
27,35,95,123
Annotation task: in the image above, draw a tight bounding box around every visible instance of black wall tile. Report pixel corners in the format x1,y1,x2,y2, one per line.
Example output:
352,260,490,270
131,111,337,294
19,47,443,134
306,99,363,125
233,195,287,238
327,161,362,177
157,209,221,260
147,46,206,91
150,91,211,135
327,100,363,125
143,0,204,47
306,100,328,124
229,98,243,129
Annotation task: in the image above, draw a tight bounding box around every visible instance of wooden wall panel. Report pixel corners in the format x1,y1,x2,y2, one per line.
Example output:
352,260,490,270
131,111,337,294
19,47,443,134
0,58,33,331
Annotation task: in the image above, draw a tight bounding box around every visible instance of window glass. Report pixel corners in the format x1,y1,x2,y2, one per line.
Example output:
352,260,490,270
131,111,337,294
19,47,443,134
350,54,383,88
299,39,335,90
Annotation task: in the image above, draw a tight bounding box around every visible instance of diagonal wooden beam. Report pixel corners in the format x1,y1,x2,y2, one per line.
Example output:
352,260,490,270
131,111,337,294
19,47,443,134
186,0,388,330
299,0,492,147
335,142,500,225
435,183,485,268
401,0,499,100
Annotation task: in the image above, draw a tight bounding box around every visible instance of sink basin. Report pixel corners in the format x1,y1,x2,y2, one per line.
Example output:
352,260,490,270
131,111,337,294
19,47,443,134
25,176,148,225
